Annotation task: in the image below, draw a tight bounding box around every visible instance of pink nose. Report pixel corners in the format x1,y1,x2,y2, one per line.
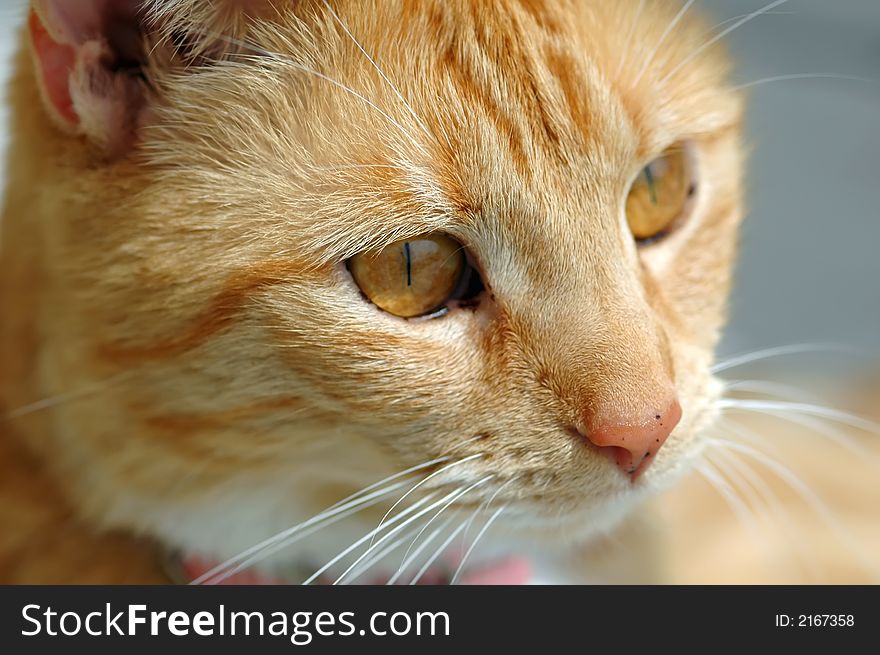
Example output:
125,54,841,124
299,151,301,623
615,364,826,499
584,400,682,480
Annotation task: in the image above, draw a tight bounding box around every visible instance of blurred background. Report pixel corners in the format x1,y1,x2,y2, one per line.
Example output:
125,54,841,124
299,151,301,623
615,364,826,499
0,0,877,582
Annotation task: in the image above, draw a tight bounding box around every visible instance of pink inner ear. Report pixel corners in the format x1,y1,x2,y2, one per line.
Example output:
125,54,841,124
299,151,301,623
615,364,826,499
32,0,106,44
29,9,79,128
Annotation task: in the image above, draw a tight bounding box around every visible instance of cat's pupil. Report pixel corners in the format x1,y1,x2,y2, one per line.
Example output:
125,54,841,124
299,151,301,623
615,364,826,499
404,242,413,287
644,165,658,205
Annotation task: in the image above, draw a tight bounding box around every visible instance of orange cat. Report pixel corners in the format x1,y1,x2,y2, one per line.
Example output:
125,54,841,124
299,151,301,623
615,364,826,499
1,0,822,584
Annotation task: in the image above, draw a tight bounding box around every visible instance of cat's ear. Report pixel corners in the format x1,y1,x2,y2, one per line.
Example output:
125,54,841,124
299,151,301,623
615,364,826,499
28,0,276,158
28,0,149,157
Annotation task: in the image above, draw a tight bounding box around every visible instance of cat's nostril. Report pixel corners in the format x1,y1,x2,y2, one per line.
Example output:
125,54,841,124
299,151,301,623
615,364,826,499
580,399,682,481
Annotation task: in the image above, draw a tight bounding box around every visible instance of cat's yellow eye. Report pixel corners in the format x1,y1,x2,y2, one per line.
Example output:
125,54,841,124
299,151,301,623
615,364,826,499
348,234,466,318
626,147,691,242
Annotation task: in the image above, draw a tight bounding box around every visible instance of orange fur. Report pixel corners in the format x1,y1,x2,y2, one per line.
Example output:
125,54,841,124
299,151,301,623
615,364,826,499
1,0,749,583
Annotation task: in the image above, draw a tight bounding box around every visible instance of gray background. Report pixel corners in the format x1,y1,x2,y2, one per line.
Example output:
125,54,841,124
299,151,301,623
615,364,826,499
1,0,878,359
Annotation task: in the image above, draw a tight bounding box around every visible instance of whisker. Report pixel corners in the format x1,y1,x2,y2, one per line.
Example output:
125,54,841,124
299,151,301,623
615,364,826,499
450,504,508,585
615,0,645,79
319,0,432,141
717,416,791,462
711,342,857,374
693,459,767,548
4,372,133,421
367,453,484,550
756,408,872,460
459,479,515,552
194,455,451,583
308,163,404,173
707,437,880,579
341,523,425,585
660,0,791,84
705,449,810,578
196,479,412,584
631,0,697,86
724,379,824,404
718,399,880,435
333,476,493,585
733,73,880,91
327,456,452,512
720,388,876,459
396,479,497,578
302,490,442,585
710,447,818,578
409,522,469,586
386,516,458,586
708,10,793,32
388,477,507,584
204,32,425,153
705,450,767,523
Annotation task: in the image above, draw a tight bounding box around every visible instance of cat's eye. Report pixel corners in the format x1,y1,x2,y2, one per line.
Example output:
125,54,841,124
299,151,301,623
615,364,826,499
626,147,692,243
348,234,473,318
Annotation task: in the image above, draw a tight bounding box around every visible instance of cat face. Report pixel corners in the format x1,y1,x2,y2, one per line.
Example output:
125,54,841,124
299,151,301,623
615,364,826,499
4,0,744,562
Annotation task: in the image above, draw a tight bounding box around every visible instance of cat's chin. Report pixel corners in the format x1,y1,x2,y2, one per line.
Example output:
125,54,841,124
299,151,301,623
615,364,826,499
504,490,652,543
505,444,704,540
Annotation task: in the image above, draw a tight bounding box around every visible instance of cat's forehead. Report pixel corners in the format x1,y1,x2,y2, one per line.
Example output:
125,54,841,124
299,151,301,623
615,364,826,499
318,0,739,154
278,0,740,212
151,0,740,266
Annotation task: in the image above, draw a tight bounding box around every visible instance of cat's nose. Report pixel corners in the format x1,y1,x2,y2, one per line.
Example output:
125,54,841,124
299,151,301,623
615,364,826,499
582,398,682,480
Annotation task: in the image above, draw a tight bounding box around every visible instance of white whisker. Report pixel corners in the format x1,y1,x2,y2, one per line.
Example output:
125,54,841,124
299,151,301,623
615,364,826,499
724,379,823,404
707,437,880,579
341,524,425,585
460,479,515,551
197,479,412,584
329,456,452,511
5,372,133,420
367,453,484,550
409,522,469,586
450,504,508,585
303,491,442,585
693,460,766,548
386,516,457,586
615,0,645,79
705,449,810,578
206,32,425,153
760,408,872,460
660,0,790,84
333,476,493,585
397,480,496,578
721,388,876,458
631,0,697,86
733,73,879,91
194,455,451,584
711,342,856,374
708,10,793,32
718,399,880,435
319,0,432,141
717,417,789,462
392,478,515,581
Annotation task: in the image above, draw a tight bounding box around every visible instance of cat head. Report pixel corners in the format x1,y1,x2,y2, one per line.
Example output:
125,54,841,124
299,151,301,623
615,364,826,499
4,0,744,558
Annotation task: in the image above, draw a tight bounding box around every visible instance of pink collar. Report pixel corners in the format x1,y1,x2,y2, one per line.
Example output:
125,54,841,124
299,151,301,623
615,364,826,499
179,555,531,585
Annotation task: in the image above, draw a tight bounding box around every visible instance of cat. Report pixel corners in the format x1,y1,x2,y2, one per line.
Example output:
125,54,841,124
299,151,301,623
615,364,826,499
2,0,838,584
